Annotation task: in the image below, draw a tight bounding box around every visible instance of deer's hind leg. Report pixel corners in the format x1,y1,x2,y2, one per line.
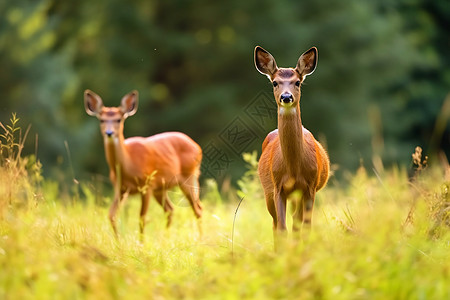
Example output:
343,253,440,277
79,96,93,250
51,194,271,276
292,190,315,240
302,192,315,226
179,175,202,219
154,190,174,228
179,174,203,237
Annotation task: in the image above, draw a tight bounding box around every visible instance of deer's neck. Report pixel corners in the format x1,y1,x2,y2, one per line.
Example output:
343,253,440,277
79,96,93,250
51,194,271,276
104,134,129,177
278,104,304,175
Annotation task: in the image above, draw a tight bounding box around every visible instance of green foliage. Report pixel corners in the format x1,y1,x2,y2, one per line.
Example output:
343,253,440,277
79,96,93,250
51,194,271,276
0,0,448,184
237,151,261,200
201,179,224,205
0,113,23,164
1,138,450,299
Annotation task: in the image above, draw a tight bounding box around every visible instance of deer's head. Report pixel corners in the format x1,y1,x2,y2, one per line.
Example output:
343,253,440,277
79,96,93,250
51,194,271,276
254,46,317,112
84,90,138,140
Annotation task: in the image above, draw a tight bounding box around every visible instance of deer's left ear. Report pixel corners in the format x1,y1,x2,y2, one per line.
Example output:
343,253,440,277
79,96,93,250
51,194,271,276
120,90,139,118
296,47,318,78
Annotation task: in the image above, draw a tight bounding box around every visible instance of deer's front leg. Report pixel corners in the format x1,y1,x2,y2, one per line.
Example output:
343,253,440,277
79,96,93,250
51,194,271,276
273,190,288,250
275,190,287,231
139,190,151,239
109,191,121,237
109,189,129,238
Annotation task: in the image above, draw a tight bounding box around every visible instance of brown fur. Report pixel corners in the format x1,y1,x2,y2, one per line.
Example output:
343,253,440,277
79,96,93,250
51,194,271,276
254,46,329,240
277,69,296,79
84,90,203,239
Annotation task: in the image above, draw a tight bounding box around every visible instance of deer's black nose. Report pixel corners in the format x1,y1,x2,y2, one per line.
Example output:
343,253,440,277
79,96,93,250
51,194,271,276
105,130,114,137
280,93,293,104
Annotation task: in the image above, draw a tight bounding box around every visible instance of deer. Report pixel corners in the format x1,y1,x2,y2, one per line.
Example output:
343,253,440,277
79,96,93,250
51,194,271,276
84,90,203,240
254,46,329,243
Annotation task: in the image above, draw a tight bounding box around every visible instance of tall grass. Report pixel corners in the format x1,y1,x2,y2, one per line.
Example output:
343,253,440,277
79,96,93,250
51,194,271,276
0,115,449,299
0,114,42,217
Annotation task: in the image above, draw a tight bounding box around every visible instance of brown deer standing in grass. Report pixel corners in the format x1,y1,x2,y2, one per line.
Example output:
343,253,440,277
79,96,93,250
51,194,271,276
254,46,329,242
84,90,203,239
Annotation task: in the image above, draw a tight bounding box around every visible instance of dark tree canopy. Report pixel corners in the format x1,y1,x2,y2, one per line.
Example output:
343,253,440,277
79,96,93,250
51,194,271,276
0,0,448,185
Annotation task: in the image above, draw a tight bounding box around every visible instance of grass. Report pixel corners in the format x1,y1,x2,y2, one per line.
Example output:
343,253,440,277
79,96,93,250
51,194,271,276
1,117,450,299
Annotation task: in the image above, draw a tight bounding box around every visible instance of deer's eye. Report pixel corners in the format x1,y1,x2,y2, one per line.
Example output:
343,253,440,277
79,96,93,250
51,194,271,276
295,80,301,87
272,81,278,87
115,119,121,123
100,120,105,123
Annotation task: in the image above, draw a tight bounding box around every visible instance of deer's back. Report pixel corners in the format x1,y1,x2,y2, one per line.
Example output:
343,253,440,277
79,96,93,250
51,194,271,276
123,132,201,189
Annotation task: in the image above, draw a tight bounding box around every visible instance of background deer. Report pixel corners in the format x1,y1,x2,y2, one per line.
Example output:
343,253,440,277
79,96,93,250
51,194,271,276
84,90,203,239
254,46,329,240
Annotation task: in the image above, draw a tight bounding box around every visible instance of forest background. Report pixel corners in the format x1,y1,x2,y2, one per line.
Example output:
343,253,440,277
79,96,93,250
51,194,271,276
1,0,449,189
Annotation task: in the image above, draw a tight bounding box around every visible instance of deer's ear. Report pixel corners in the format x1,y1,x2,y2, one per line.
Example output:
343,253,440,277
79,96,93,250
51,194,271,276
120,90,138,118
84,90,104,116
254,46,278,78
296,47,318,78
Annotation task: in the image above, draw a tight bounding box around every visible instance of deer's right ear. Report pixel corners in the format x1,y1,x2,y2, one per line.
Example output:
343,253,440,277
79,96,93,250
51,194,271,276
254,46,278,78
84,90,104,116
296,47,318,78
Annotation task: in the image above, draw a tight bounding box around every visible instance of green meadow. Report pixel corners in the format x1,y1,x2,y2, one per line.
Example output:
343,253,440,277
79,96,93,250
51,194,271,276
1,117,449,300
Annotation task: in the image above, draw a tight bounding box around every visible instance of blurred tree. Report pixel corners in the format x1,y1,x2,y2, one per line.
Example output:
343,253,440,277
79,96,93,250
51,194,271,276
0,0,448,187
376,0,450,164
0,1,77,178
